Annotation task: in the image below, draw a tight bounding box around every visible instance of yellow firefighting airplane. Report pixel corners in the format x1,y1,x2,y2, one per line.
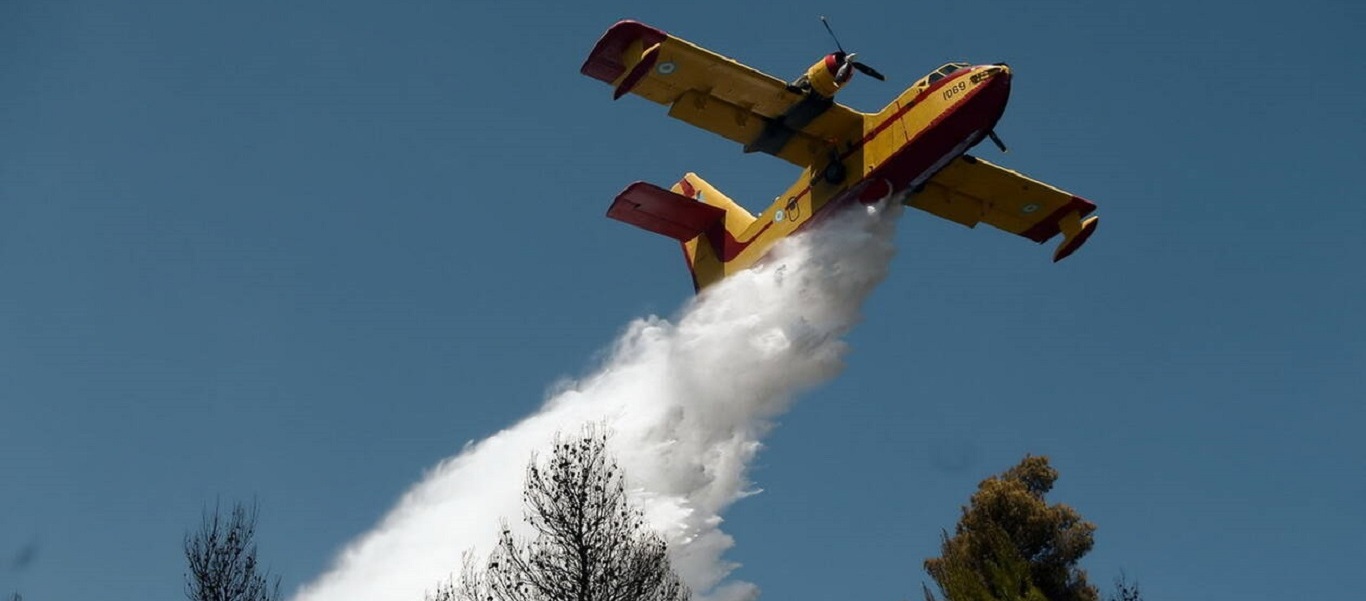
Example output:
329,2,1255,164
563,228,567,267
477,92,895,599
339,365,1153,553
582,19,1099,292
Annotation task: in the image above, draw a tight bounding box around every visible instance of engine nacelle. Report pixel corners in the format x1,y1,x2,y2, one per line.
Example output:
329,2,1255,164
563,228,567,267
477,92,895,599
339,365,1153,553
796,53,855,98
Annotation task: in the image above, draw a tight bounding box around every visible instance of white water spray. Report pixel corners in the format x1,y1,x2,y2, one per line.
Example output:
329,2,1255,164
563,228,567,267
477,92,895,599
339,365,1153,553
292,202,902,601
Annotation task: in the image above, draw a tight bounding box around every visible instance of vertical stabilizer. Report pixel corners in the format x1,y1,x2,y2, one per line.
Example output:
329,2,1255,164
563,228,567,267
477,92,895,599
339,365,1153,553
604,174,756,293
674,174,754,292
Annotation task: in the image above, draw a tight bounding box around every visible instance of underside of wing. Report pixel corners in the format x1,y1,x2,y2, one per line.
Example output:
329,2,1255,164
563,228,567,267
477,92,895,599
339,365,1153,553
907,155,1099,261
581,21,864,168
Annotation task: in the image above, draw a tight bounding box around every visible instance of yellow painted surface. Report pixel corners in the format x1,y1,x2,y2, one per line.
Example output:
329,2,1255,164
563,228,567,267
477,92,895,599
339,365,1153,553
804,58,843,98
699,65,1021,281
591,24,1097,290
907,154,1077,235
612,34,863,168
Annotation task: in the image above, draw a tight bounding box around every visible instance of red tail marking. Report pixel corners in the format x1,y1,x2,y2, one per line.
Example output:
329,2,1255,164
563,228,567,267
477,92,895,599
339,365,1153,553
606,182,726,242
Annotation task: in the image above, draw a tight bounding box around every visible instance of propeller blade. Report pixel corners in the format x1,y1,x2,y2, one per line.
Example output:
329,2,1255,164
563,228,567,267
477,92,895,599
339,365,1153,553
819,16,846,54
820,17,883,83
852,61,886,81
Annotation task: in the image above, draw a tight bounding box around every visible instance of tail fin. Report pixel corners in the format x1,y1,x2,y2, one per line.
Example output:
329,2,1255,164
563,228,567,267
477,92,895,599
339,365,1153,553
676,173,754,291
605,173,754,292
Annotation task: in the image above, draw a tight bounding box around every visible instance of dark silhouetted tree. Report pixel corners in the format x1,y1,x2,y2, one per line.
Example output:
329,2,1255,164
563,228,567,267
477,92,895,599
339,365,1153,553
429,427,688,601
184,501,281,601
924,455,1099,601
1107,574,1143,601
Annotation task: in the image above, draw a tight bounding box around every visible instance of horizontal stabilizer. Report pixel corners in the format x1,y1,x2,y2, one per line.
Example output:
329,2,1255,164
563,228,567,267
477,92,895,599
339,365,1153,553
607,182,726,242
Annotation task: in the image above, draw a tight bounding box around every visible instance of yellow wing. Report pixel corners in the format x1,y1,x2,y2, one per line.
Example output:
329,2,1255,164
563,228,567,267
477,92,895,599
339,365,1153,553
906,155,1099,262
581,20,864,168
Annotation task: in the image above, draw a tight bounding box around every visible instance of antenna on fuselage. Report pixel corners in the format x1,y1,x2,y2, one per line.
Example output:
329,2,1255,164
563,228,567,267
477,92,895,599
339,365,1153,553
988,130,1009,153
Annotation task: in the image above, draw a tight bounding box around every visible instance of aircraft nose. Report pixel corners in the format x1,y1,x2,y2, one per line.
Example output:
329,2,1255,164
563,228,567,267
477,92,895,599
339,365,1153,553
976,63,1011,88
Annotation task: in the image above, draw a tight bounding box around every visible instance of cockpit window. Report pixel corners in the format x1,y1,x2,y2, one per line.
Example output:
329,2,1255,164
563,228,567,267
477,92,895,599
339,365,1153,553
936,63,971,77
915,63,973,91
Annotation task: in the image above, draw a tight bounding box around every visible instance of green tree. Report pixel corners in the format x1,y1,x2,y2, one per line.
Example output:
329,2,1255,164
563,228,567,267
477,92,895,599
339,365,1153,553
430,427,688,601
184,501,281,601
924,455,1098,601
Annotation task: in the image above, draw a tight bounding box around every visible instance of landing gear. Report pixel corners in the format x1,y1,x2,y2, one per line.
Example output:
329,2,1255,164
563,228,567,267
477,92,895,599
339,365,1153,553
822,160,847,185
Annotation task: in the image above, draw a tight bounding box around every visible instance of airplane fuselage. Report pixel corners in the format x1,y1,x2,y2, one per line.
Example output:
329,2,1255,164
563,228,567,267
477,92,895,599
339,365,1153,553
682,64,1013,282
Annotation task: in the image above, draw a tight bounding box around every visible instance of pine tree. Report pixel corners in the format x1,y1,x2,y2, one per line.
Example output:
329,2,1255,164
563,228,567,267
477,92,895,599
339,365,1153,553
925,455,1098,601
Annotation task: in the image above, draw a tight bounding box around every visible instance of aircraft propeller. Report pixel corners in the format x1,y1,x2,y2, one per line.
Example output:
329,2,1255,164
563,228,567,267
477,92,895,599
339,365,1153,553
821,16,885,82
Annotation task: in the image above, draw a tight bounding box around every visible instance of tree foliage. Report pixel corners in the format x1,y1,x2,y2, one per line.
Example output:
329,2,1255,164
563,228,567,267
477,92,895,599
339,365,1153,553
430,427,688,601
925,455,1098,601
922,525,1049,601
184,501,281,601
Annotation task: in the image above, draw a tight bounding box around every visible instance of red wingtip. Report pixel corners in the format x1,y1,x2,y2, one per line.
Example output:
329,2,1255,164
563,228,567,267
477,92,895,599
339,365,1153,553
580,20,668,83
612,43,660,99
1052,216,1099,262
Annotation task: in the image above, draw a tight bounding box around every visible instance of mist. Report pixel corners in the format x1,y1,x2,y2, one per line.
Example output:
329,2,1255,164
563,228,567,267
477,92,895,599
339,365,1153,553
292,201,903,601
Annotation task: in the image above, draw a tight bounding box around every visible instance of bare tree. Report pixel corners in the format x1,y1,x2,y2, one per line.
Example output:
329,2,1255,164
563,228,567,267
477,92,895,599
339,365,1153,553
184,501,281,601
1108,574,1143,601
430,427,688,601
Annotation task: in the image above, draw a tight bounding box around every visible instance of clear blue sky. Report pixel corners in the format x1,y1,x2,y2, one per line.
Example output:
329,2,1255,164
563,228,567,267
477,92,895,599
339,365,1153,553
2,0,1362,599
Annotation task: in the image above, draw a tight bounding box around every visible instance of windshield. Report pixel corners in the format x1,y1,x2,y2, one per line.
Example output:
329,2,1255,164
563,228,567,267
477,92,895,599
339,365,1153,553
918,63,972,87
941,63,969,75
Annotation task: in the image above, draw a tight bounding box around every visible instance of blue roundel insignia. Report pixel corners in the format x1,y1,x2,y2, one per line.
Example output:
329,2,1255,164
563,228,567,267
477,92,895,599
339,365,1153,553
656,61,677,75
774,210,785,222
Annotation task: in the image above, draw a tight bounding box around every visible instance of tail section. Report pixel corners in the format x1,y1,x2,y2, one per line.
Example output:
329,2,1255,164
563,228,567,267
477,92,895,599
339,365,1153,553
606,173,754,292
676,173,755,291
606,182,725,242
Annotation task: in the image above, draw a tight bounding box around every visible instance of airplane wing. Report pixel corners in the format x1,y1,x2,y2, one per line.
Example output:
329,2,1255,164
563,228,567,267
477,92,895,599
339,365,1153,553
907,155,1099,261
581,20,864,168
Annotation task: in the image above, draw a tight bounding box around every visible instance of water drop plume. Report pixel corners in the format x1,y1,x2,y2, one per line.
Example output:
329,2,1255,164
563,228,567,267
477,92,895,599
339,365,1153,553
293,202,902,601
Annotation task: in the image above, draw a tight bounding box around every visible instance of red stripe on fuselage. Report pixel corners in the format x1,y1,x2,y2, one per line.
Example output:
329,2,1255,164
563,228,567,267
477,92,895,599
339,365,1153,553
850,69,990,155
699,69,1011,263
